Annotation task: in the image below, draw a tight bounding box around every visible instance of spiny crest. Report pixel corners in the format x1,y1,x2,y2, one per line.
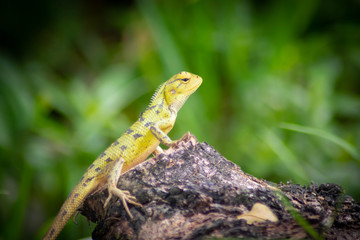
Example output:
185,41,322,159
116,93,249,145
149,82,166,106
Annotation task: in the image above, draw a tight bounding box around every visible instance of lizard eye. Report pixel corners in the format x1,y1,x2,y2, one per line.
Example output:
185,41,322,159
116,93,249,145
181,78,189,82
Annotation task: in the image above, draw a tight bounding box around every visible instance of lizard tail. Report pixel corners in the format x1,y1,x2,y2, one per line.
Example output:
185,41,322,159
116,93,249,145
42,179,97,240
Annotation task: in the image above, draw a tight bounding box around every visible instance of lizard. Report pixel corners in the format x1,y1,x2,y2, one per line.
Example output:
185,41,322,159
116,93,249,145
42,71,202,239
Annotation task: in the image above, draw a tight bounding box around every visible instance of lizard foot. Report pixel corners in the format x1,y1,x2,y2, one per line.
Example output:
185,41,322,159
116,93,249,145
104,186,143,219
168,140,179,149
73,211,80,224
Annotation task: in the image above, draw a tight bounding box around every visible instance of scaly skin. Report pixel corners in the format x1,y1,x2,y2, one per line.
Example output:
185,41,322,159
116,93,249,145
43,71,202,239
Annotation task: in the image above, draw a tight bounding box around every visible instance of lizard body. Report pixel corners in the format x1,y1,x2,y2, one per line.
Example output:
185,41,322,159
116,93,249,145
43,71,202,239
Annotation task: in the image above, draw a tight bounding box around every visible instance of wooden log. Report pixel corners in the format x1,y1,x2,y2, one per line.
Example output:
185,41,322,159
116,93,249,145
80,133,360,240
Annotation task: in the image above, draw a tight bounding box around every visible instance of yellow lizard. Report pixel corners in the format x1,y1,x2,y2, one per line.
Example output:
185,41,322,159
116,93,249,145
43,71,202,239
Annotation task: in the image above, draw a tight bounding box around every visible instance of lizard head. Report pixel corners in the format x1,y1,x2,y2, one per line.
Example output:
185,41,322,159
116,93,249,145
162,71,202,111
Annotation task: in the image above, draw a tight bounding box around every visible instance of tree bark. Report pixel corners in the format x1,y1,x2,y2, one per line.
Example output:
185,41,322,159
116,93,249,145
80,133,360,240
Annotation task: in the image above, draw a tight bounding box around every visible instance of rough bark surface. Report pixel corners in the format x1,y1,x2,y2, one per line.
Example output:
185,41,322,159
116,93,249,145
80,133,360,240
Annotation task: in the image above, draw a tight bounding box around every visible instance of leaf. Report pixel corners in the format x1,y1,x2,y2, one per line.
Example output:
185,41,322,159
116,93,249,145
237,203,279,224
280,122,360,161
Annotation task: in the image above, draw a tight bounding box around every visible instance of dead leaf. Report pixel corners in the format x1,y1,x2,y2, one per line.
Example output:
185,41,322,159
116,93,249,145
237,203,279,224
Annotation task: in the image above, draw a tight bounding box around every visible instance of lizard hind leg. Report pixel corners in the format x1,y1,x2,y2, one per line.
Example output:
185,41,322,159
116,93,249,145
104,157,142,219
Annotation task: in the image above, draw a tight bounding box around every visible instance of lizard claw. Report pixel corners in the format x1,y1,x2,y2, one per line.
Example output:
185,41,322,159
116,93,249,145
73,211,80,224
104,186,143,219
168,140,178,149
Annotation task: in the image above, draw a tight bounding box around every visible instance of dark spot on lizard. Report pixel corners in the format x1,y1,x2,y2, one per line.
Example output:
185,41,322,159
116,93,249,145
80,176,84,182
139,112,145,122
71,193,80,204
120,145,127,151
61,210,67,218
99,152,106,158
145,122,153,127
83,183,87,187
105,157,113,163
86,177,94,183
156,110,160,114
49,229,55,238
126,129,134,134
88,164,95,169
95,167,101,172
113,140,119,146
133,133,143,140
148,105,156,110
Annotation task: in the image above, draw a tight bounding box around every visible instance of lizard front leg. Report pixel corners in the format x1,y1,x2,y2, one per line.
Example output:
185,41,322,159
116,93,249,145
150,107,178,147
104,157,142,219
150,122,179,147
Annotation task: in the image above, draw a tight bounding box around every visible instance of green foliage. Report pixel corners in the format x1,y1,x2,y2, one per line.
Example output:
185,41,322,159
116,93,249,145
0,0,359,239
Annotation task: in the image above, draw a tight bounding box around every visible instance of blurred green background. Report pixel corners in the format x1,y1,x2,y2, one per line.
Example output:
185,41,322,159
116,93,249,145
1,0,359,239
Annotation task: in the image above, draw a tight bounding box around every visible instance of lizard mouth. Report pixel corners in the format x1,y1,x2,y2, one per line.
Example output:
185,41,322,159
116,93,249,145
189,78,202,92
